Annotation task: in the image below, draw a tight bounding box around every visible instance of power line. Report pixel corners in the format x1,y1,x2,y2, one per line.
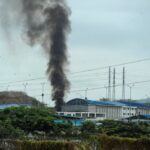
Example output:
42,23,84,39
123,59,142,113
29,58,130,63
5,78,150,96
0,57,149,85
21,78,150,100
0,77,47,85
70,79,150,93
70,58,150,74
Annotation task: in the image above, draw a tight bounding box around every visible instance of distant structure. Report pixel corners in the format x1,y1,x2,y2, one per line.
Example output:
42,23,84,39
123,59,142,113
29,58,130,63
108,67,111,100
122,67,126,100
58,98,150,120
0,91,40,109
112,68,116,100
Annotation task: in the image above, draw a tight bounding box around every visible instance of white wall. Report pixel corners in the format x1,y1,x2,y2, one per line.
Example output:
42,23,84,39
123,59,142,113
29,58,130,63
121,106,136,118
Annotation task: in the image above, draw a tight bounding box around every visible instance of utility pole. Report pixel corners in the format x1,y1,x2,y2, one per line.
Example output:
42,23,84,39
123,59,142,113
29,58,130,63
6,85,10,91
41,82,45,107
85,88,88,100
104,86,108,99
112,68,116,101
23,83,28,93
22,83,28,105
122,67,125,100
127,84,135,100
108,67,111,101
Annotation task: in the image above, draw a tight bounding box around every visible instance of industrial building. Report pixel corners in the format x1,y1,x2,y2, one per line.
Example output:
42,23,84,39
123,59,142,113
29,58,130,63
58,98,150,120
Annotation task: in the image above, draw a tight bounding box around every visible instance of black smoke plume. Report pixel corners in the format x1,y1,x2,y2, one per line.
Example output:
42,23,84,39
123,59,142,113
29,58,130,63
21,0,71,111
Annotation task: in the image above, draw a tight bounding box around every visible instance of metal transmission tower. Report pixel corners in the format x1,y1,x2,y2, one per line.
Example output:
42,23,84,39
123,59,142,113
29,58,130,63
108,67,111,100
112,68,116,101
122,67,125,100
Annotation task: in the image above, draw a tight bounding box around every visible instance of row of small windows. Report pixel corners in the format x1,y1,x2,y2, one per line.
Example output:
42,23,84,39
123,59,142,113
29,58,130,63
123,108,135,110
123,113,134,116
58,112,105,118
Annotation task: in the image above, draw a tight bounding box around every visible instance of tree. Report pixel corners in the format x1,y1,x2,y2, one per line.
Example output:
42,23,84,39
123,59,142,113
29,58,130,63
81,121,96,135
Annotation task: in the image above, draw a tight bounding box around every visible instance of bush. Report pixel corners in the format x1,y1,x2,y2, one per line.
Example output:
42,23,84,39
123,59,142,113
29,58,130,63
81,121,96,134
98,120,150,138
0,140,87,150
0,120,24,139
0,107,56,133
94,134,150,150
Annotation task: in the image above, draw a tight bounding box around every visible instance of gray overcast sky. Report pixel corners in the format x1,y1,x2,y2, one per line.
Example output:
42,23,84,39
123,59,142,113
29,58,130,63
0,0,150,105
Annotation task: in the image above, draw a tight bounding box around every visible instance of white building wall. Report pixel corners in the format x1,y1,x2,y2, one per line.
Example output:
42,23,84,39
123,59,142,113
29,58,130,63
88,105,96,112
136,108,150,115
88,105,122,120
62,103,150,120
121,106,136,118
88,105,137,120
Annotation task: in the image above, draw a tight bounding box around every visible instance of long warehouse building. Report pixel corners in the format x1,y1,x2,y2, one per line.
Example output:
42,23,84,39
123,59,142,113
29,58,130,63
58,98,150,120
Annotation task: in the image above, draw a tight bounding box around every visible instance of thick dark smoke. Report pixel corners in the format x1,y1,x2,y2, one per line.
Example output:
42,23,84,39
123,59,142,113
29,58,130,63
21,0,71,111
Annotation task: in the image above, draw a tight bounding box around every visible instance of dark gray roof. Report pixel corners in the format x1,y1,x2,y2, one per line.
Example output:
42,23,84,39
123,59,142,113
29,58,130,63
66,98,126,107
118,101,150,109
66,98,150,109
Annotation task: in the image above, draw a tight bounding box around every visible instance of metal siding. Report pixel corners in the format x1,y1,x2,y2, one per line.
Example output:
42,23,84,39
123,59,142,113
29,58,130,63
62,105,88,112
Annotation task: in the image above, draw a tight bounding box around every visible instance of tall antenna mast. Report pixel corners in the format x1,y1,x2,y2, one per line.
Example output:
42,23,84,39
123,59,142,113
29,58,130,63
108,67,111,100
122,67,125,100
112,68,116,101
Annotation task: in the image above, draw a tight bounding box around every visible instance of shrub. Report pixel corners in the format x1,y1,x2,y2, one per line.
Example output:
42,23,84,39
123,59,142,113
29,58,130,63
0,140,87,150
96,134,150,150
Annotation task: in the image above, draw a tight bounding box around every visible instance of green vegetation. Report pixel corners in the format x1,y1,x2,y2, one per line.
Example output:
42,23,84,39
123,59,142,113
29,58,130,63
0,107,75,139
0,135,150,150
0,140,88,150
0,107,150,149
87,134,150,150
0,107,150,139
98,120,150,138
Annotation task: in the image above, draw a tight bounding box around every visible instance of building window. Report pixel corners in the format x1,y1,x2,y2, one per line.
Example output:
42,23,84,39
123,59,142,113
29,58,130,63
96,114,105,118
82,113,88,118
76,113,81,117
60,113,64,116
89,113,95,118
